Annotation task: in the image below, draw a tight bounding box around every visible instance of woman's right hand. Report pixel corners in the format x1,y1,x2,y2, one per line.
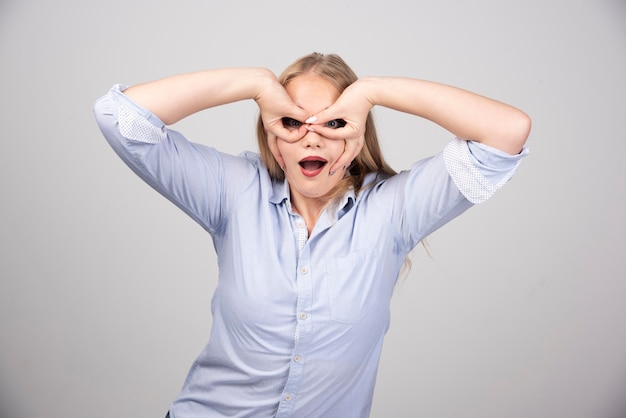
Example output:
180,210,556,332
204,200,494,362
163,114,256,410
255,76,309,143
255,75,310,170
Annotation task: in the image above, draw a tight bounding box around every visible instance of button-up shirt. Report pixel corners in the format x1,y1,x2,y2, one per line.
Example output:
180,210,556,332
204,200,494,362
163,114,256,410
94,85,528,418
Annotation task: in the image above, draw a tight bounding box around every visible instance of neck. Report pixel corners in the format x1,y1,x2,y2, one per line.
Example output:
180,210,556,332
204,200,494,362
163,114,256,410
291,196,327,235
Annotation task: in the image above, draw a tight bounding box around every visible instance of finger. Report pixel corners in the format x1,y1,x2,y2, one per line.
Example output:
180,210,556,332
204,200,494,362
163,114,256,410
304,94,350,123
306,109,364,141
329,136,365,175
312,123,361,141
304,108,340,133
290,108,310,124
266,120,307,143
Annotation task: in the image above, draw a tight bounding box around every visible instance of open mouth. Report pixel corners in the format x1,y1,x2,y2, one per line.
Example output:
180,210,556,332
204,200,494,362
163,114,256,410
298,156,328,177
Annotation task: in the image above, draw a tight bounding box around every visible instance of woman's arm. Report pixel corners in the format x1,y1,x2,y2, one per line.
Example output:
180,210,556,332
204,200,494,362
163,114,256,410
361,77,530,154
124,68,308,141
308,76,531,172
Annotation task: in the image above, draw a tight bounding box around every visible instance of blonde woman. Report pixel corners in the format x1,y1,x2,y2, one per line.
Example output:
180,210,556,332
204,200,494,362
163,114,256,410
94,52,530,418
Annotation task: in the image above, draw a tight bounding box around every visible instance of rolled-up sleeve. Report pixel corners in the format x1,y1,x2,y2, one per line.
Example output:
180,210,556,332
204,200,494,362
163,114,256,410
93,85,256,233
444,138,529,204
376,137,528,251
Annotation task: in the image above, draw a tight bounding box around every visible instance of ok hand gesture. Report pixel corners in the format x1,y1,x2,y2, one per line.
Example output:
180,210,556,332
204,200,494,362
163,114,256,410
304,79,374,174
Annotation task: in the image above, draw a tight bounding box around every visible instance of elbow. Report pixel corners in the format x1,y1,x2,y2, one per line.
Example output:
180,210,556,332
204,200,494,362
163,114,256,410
500,110,531,155
512,111,532,153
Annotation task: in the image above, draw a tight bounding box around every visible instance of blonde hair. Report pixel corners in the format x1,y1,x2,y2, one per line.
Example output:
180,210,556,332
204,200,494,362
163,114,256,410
257,52,418,275
256,52,396,201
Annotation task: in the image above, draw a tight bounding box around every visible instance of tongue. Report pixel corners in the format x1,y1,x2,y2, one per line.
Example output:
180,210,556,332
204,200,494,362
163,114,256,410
300,161,325,171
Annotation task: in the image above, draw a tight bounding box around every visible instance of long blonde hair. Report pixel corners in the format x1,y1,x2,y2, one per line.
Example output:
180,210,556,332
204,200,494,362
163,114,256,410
256,52,396,200
257,52,418,275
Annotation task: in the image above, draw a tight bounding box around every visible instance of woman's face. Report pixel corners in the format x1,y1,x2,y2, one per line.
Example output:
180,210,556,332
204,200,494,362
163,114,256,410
276,74,346,207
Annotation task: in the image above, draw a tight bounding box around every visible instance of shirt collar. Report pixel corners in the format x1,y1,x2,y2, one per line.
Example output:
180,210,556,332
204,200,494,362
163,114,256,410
269,178,290,205
269,177,356,221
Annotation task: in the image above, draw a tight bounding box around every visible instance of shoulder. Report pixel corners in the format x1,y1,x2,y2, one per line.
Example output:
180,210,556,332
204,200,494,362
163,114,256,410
220,151,275,195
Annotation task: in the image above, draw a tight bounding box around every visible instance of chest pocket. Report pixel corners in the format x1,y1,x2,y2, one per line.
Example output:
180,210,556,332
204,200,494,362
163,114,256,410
325,248,384,324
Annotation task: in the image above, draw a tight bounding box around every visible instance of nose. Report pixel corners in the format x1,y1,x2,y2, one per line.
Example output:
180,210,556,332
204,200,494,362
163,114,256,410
301,130,323,148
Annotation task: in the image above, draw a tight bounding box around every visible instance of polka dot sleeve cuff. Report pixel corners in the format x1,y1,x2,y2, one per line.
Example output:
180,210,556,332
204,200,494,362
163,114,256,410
443,137,529,204
111,84,167,145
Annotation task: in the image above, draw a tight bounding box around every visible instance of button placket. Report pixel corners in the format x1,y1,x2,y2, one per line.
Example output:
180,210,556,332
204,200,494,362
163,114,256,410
275,216,314,417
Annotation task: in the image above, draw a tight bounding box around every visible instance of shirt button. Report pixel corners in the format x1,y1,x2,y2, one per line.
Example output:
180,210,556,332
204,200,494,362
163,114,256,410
299,312,307,320
294,355,302,362
297,220,305,228
284,394,293,401
300,267,308,274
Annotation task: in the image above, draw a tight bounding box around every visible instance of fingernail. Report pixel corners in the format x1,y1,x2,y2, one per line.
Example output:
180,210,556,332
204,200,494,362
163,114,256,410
305,125,315,131
305,116,317,124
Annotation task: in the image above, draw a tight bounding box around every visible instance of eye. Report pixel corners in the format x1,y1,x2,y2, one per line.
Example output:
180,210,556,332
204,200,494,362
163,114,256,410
325,119,347,129
282,117,302,130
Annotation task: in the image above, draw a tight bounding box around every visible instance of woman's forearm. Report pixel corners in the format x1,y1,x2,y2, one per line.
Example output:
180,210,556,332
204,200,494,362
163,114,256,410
124,67,276,125
360,76,531,154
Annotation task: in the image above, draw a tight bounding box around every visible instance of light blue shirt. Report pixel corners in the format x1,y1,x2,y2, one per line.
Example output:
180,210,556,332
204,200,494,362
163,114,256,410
94,85,528,418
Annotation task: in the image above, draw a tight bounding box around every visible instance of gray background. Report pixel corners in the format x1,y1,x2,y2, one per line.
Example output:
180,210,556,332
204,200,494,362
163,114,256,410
1,0,625,417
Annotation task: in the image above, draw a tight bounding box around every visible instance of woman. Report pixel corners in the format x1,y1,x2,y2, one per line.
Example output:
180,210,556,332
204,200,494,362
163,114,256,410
94,52,530,418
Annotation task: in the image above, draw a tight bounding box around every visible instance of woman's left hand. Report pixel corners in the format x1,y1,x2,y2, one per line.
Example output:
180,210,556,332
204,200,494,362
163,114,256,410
305,80,373,174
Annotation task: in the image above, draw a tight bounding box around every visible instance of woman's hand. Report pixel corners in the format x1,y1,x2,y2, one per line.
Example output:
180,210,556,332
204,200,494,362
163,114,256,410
304,79,374,174
255,77,309,143
255,76,311,170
